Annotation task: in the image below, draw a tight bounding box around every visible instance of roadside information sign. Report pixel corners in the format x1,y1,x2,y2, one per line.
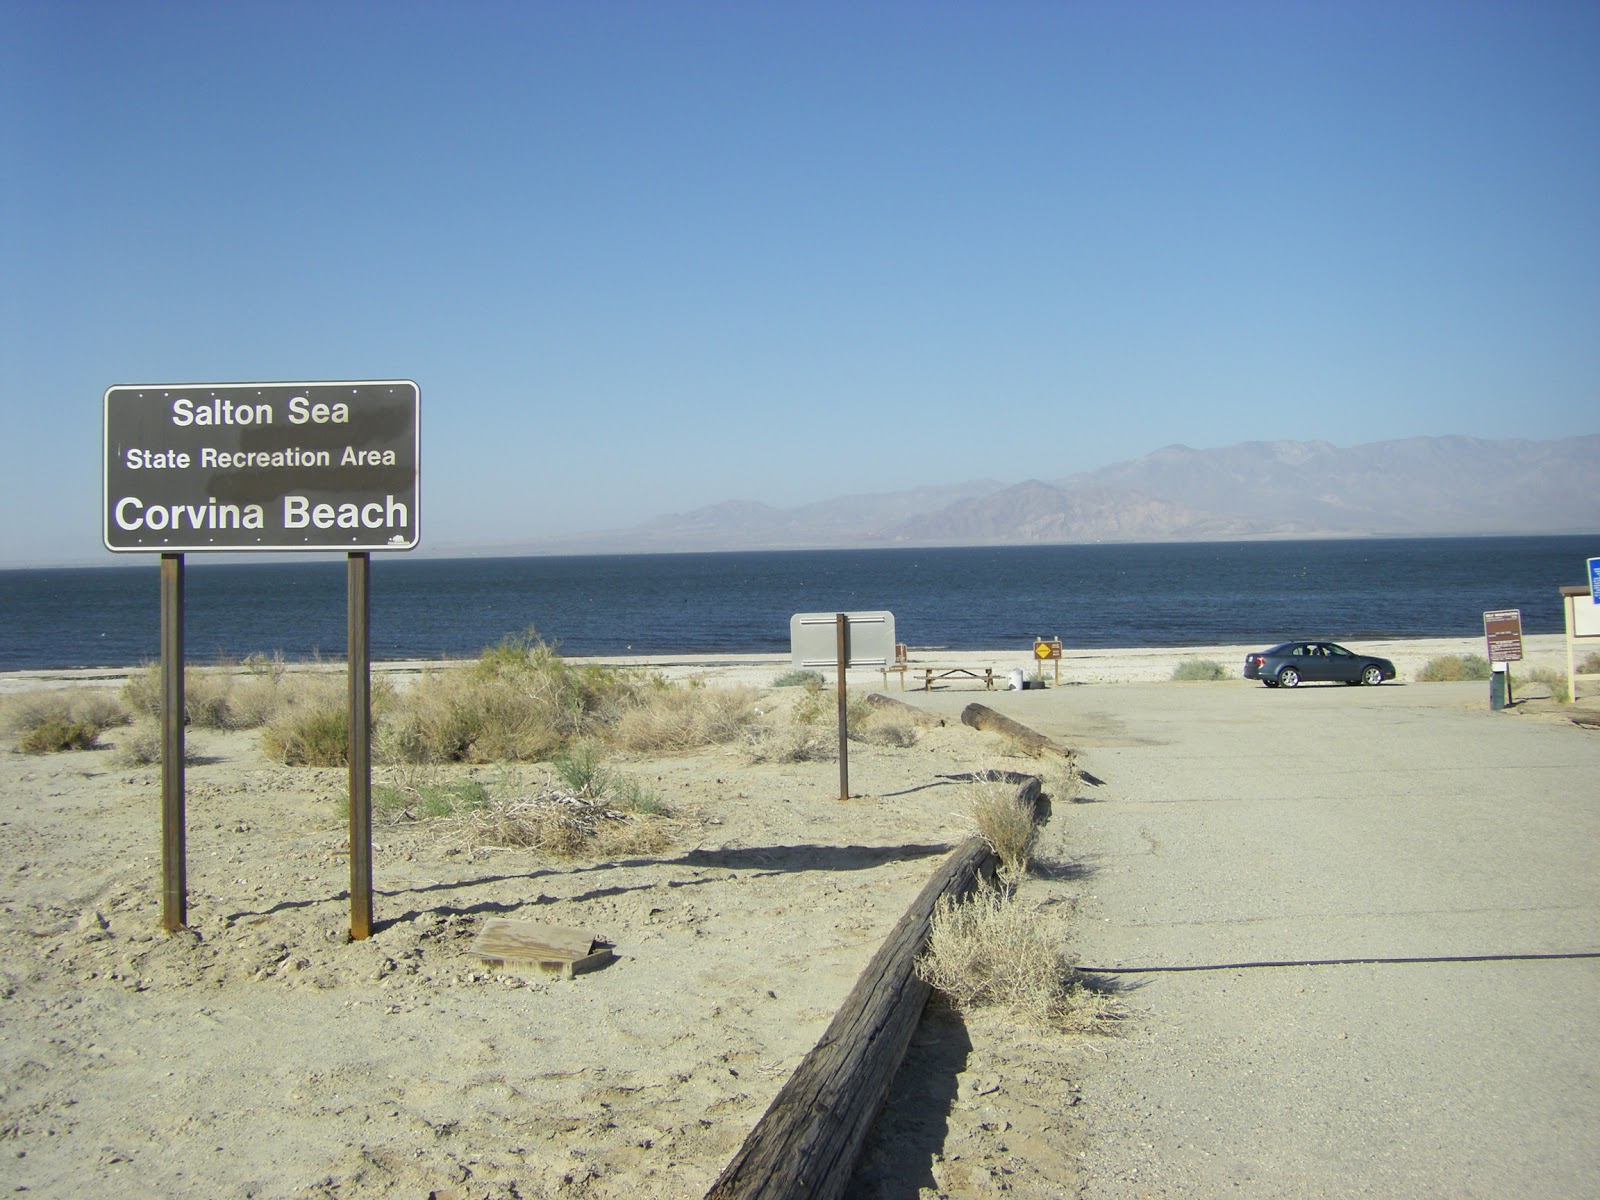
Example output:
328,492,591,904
1590,557,1600,604
104,380,420,552
1483,609,1524,664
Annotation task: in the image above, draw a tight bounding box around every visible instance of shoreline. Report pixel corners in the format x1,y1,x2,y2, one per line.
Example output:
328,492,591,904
0,633,1573,693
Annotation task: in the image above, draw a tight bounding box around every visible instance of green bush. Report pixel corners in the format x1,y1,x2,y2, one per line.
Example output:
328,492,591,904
1416,654,1493,682
3,689,126,752
382,630,631,763
374,777,490,820
20,717,102,754
1171,659,1229,681
263,701,349,766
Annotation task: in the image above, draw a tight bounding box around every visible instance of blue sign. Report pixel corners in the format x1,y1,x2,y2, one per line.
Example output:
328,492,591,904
1591,557,1600,603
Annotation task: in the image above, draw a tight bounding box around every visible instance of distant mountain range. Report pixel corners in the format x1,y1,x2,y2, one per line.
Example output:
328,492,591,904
448,435,1599,556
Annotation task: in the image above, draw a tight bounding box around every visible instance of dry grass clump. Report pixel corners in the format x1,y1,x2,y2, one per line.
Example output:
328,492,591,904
2,688,128,753
19,716,103,754
602,681,759,753
917,885,1113,1030
1523,666,1570,704
373,745,675,860
448,793,674,859
114,723,206,766
1172,659,1229,681
381,632,631,764
261,674,350,766
747,682,911,762
1417,654,1492,682
121,653,295,730
1581,651,1600,675
968,780,1039,879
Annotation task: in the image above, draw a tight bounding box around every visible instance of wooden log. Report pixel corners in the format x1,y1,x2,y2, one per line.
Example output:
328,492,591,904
864,692,946,727
707,778,1042,1200
960,702,1074,764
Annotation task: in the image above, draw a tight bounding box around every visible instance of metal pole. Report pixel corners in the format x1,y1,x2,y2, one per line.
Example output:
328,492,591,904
836,612,849,801
160,553,186,932
348,552,373,940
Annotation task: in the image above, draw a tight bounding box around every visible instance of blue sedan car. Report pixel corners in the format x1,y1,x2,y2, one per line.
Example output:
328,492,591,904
1243,641,1396,688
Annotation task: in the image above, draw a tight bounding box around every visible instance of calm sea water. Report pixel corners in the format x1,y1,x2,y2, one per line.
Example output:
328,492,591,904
1,536,1593,671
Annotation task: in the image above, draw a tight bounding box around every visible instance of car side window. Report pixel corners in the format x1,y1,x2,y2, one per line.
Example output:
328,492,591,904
1330,645,1351,657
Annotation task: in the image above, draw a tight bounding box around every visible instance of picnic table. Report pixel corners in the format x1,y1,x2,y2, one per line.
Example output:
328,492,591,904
914,666,996,692
874,646,996,691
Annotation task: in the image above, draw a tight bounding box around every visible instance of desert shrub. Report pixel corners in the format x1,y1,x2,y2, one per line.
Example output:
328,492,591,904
119,662,163,719
748,722,834,764
916,885,1108,1029
383,631,631,763
603,683,758,753
183,668,238,728
1580,651,1600,675
1524,667,1570,704
747,684,899,763
853,717,916,748
4,689,130,753
19,717,102,754
772,669,824,688
609,772,669,816
1416,654,1492,682
120,659,289,729
552,741,609,797
969,781,1039,879
374,775,490,821
447,792,672,859
262,674,349,766
115,722,204,766
1172,659,1229,681
2,688,127,736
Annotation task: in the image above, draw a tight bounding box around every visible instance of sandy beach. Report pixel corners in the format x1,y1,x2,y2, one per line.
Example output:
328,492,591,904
1,634,1591,1199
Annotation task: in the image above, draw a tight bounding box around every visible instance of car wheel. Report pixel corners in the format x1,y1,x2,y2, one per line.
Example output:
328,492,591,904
1278,667,1300,689
1361,664,1383,686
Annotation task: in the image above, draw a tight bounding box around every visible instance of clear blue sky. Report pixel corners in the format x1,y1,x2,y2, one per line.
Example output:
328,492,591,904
4,0,1597,566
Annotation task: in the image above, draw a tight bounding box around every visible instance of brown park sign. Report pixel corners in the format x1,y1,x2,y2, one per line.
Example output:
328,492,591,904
103,380,419,552
1483,609,1523,663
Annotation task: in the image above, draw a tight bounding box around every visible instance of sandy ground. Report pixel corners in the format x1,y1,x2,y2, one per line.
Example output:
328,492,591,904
0,635,1589,1199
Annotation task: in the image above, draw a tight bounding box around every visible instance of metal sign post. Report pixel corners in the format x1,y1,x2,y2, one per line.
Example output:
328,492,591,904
160,553,186,932
790,611,897,801
836,614,850,801
1484,609,1524,709
348,553,373,939
1033,636,1063,684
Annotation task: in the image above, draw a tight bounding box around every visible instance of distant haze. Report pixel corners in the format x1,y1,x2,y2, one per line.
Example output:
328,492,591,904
436,434,1600,556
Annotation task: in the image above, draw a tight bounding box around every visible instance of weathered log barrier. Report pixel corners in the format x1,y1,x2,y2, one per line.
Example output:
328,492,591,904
960,702,1075,764
705,776,1043,1200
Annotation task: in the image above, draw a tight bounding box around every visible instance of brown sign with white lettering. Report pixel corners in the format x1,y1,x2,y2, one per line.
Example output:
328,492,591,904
1483,609,1523,663
103,380,419,552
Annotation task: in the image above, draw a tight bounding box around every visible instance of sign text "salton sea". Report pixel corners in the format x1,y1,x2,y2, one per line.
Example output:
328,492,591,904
103,381,420,553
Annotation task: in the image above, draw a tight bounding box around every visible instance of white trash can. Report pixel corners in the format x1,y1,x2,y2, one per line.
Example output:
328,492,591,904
1007,668,1025,691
